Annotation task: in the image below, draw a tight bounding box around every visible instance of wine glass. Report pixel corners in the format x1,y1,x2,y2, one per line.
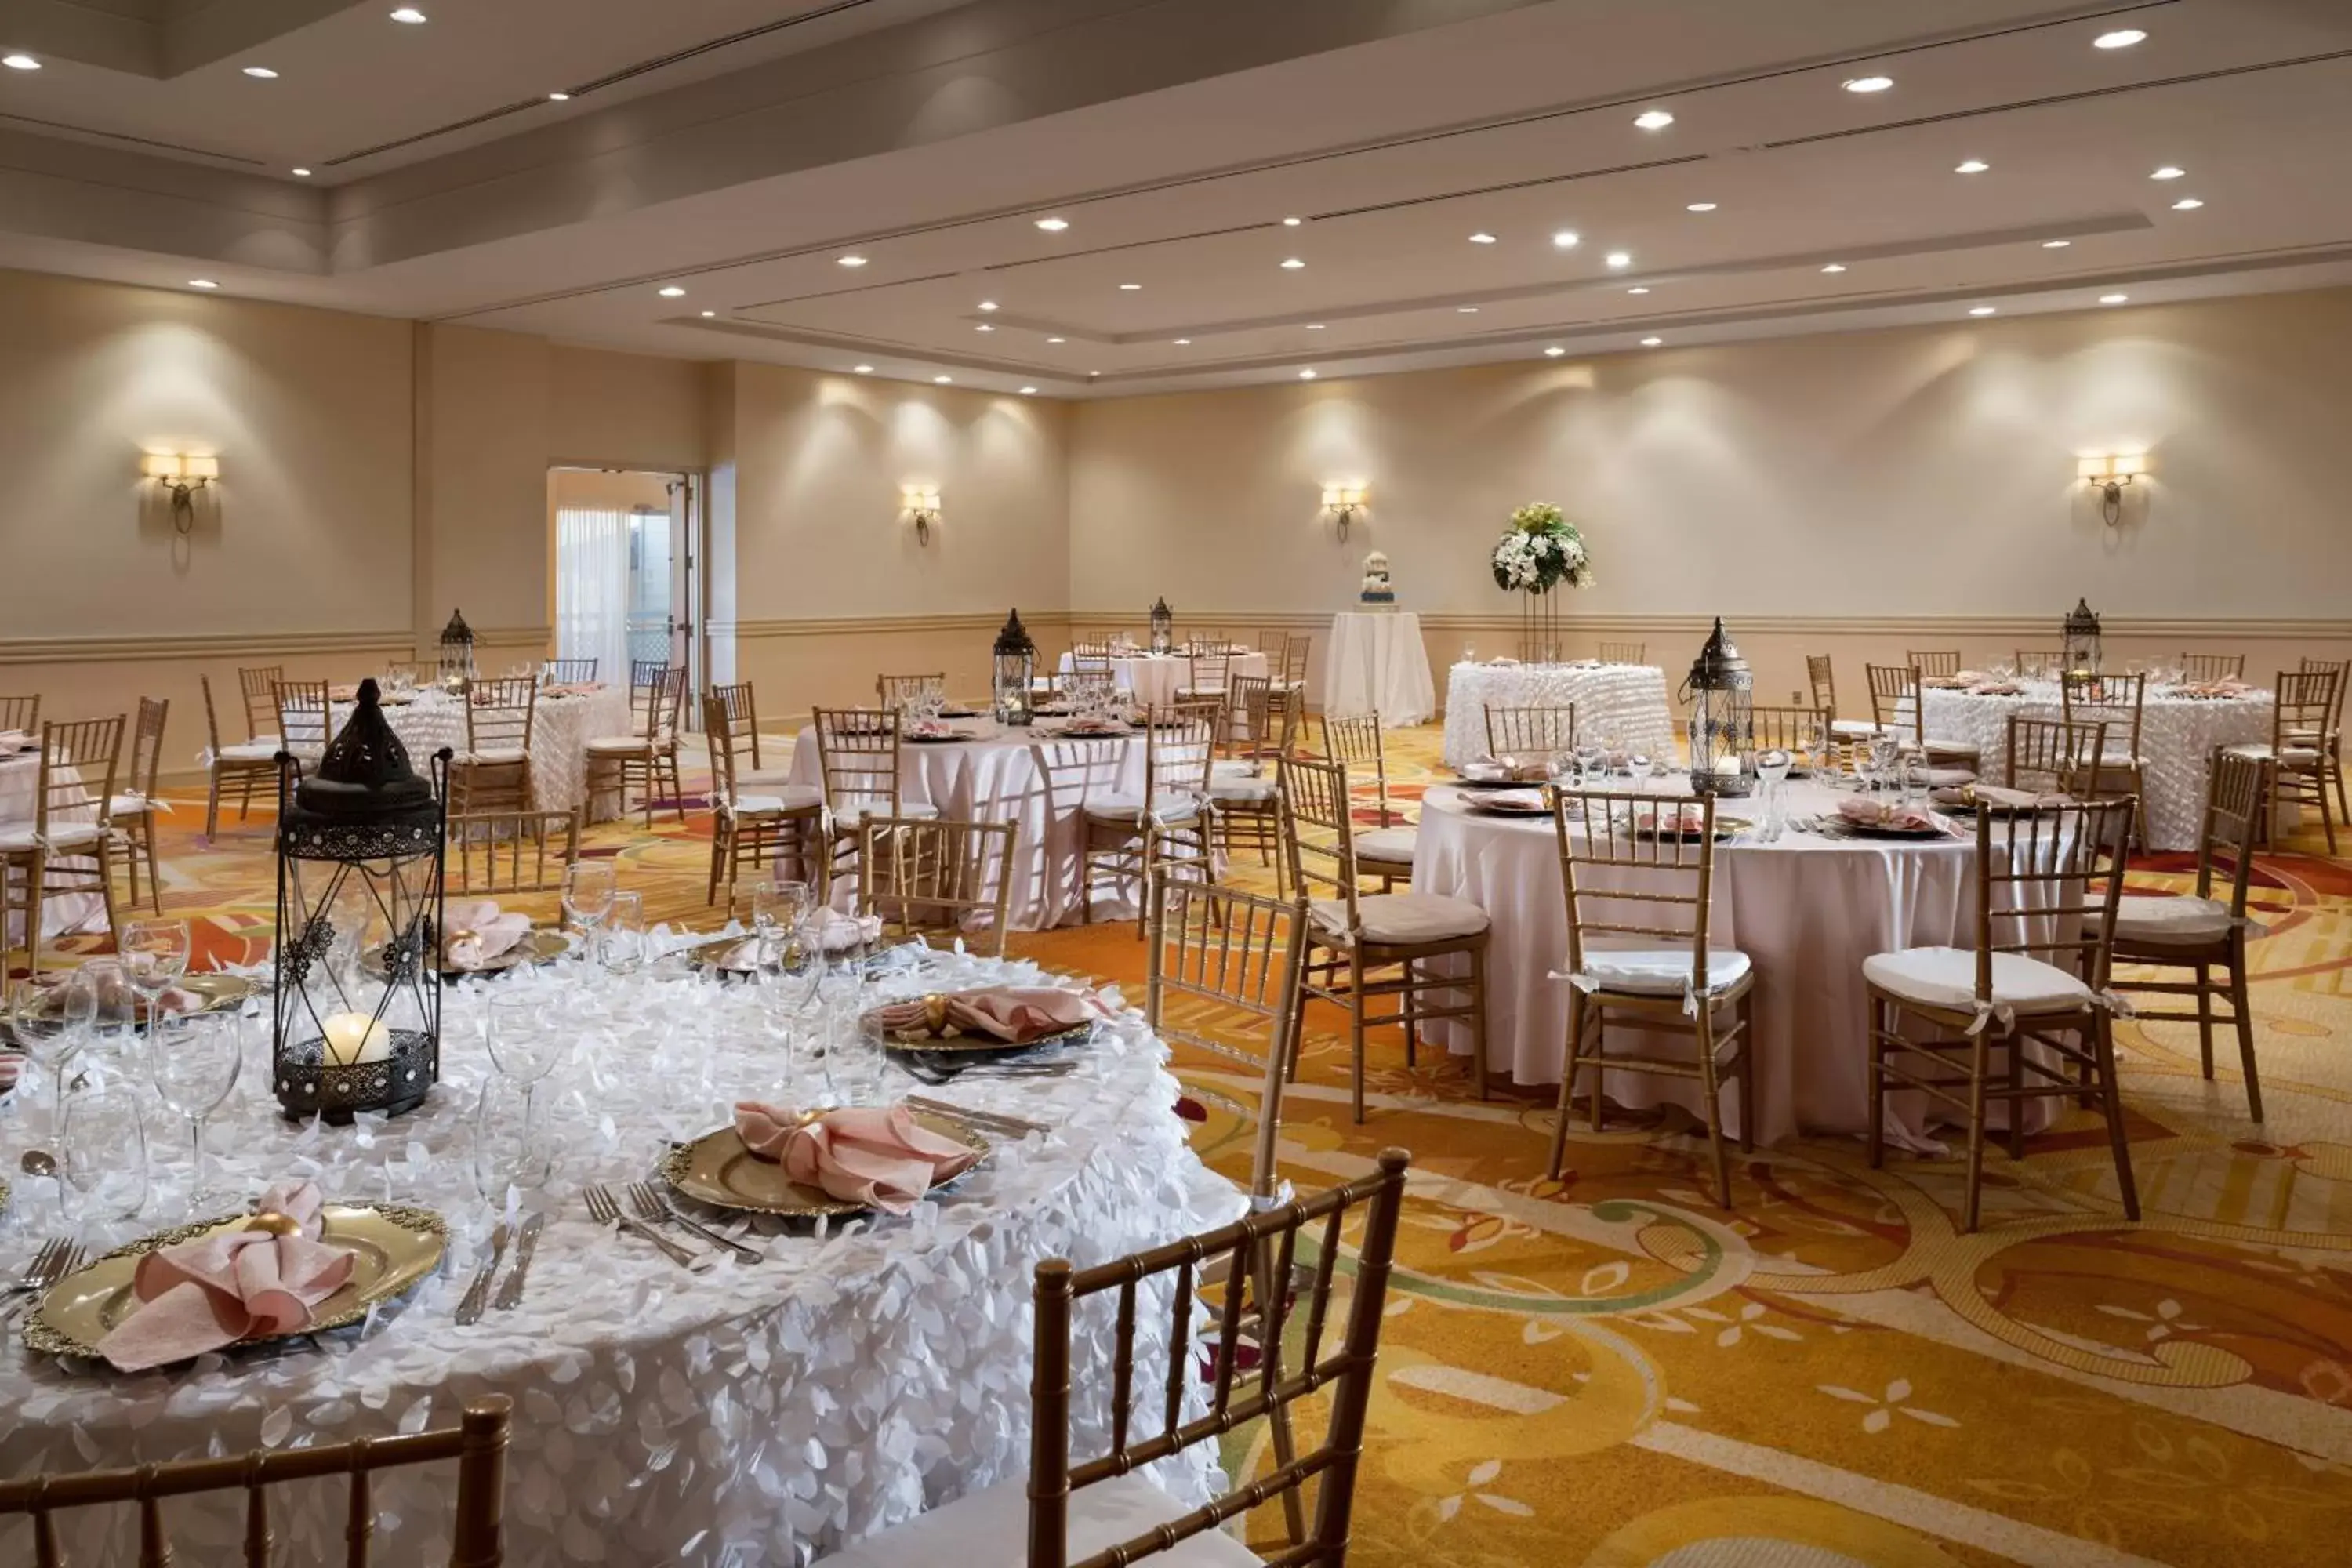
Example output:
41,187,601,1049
483,994,568,1181
1866,735,1901,797
60,1069,148,1240
753,880,811,969
1573,739,1605,790
601,891,645,973
120,919,192,1026
145,1008,243,1216
1756,747,1793,842
81,958,137,1052
561,861,617,949
9,978,91,1122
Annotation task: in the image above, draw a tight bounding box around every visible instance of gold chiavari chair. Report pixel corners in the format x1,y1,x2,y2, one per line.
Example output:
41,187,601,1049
1280,753,1490,1120
706,681,796,786
812,706,938,894
541,657,599,684
198,675,280,840
704,691,825,909
2256,668,2339,854
2179,652,2245,683
1547,789,1757,1207
1483,702,1576,760
1185,627,1226,653
1908,649,1962,678
1808,653,1884,745
2013,648,2067,678
2063,671,2151,848
108,696,168,915
237,664,283,745
1179,648,1232,710
0,695,37,735
628,657,670,718
273,678,332,767
2111,749,2270,1122
1748,702,1832,765
1321,711,1415,889
1869,663,1978,783
585,666,687,826
1598,640,1646,664
447,807,580,896
1864,797,2139,1233
1258,629,1290,655
877,671,946,711
2005,714,2108,798
1210,675,1293,886
1069,637,1113,672
1279,633,1312,694
1082,708,1216,931
0,1396,510,1568
1,716,125,974
451,676,536,816
2302,656,2349,824
855,815,1018,957
822,1155,1409,1568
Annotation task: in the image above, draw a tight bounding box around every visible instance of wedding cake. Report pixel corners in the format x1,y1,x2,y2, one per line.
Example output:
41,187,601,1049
1359,550,1395,605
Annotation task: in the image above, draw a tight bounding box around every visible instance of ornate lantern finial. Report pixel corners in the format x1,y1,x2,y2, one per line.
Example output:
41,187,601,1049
1679,617,1755,796
993,608,1037,725
437,607,477,686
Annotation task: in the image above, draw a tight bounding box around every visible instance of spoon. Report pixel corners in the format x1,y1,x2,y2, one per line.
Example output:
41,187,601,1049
18,1149,57,1186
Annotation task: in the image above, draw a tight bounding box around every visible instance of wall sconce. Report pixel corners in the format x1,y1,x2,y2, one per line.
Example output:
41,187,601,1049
1320,482,1369,542
2077,453,2145,527
900,484,942,546
143,452,220,534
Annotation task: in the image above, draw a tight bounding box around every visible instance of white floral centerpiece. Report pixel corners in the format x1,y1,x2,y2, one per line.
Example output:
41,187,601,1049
1490,502,1592,661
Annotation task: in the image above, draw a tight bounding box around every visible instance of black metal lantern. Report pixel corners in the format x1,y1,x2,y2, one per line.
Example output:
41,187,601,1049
993,607,1036,726
1679,617,1755,797
271,681,450,1123
1149,597,1174,656
2063,597,2103,675
437,607,477,687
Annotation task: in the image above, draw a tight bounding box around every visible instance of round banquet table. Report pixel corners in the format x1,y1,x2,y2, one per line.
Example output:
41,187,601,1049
0,946,1240,1566
786,723,1151,929
0,752,105,943
356,686,635,822
1441,661,1676,769
1913,681,2273,851
1054,650,1266,711
1323,611,1436,725
1414,779,2052,1148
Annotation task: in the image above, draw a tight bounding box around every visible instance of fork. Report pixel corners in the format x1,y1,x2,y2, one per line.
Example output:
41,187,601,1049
0,1239,82,1327
626,1182,762,1264
584,1184,702,1268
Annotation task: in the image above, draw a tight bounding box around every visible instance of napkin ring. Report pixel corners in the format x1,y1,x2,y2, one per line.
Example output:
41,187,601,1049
245,1210,303,1237
920,993,952,1036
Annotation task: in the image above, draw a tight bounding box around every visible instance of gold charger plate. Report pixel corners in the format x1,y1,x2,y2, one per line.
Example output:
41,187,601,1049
23,1202,448,1362
660,1115,989,1218
15,973,256,1036
1636,814,1751,842
865,996,1094,1055
368,927,571,978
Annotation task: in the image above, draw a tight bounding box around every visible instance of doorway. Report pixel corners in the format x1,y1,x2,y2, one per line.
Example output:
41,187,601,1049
547,466,705,709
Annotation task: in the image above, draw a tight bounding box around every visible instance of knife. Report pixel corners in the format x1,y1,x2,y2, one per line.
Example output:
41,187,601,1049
492,1214,544,1312
453,1222,509,1326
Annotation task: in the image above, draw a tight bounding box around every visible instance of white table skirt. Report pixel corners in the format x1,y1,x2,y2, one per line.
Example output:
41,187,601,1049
1915,684,2274,851
1323,612,1436,725
364,688,634,822
1440,662,1675,769
0,753,106,942
1414,779,2056,1148
787,725,1153,929
0,948,1240,1565
1054,652,1266,712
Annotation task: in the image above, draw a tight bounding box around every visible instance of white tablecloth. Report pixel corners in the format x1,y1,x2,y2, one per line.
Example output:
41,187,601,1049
1054,652,1265,711
1323,612,1436,725
0,753,106,943
1440,662,1676,769
1415,779,2026,1147
788,724,1152,928
0,947,1240,1565
362,688,634,822
1915,684,2274,850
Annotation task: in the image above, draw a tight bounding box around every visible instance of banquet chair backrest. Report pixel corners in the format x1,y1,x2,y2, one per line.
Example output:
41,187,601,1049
1805,654,1838,716
0,694,37,735
1259,630,1290,655
1598,640,1646,665
1749,703,1831,757
34,716,125,836
1864,663,1917,734
703,688,760,797
1969,798,2132,997
1145,873,1306,1199
2296,659,2347,732
1551,789,1722,991
1483,703,1575,759
274,679,332,757
2180,652,2245,683
1282,634,1312,688
1185,628,1225,652
126,697,168,801
2013,649,2065,678
629,658,669,699
877,672,946,711
2060,671,2147,760
639,667,687,743
854,815,1017,957
0,1395,510,1568
1147,706,1219,799
198,677,228,755
1316,713,1396,828
812,706,906,815
1069,639,1112,673
2188,748,2267,916
542,658,598,684
1026,1152,1410,1568
1278,753,1362,927
2006,716,2108,797
447,808,579,895
238,665,283,741
1186,649,1231,699
2273,669,2339,750
464,677,537,757
1908,650,1962,678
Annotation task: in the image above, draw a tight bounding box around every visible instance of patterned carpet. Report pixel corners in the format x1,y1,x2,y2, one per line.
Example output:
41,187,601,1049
56,727,2352,1567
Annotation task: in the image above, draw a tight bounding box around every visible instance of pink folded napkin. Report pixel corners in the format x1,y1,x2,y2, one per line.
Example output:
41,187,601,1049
1936,784,2071,811
1838,797,1952,833
2177,679,2250,699
0,729,29,756
732,1102,982,1214
1479,788,1549,813
544,682,602,699
1966,682,2024,697
442,898,534,969
1639,806,1710,837
869,985,1109,1044
1953,670,1990,684
94,1181,356,1372
36,966,202,1018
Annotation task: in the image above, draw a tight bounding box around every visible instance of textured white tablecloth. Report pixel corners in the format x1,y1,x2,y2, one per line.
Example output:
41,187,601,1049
1414,779,2040,1147
1054,652,1265,711
1323,612,1436,725
361,688,634,822
0,948,1240,1565
1440,662,1676,769
788,724,1152,928
1915,684,2273,850
0,753,105,942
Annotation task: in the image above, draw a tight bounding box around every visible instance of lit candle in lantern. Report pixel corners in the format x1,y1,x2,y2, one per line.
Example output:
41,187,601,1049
321,1011,392,1066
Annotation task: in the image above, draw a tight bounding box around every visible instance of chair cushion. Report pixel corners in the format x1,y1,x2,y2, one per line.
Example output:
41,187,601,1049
820,1472,1257,1567
0,822,107,852
729,787,824,815
1209,759,1260,779
1311,892,1488,945
831,800,939,826
1830,719,1886,738
107,793,155,818
217,742,280,762
455,749,528,767
586,735,652,754
1924,767,1979,789
1208,775,1278,803
1862,946,2095,1017
1924,741,1980,764
2113,894,2234,946
1576,948,1751,997
1352,826,1419,866
738,764,801,787
1084,792,1203,826
2235,743,2322,765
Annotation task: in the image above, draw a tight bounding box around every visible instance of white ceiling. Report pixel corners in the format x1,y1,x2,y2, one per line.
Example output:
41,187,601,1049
2,0,2349,397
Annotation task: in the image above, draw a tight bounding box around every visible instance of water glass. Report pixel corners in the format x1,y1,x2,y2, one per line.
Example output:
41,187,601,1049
484,993,568,1178
121,919,191,1018
60,1070,148,1237
82,958,138,1051
601,891,646,972
1866,735,1901,796
834,1014,889,1109
472,1075,544,1202
145,1009,244,1214
561,860,618,944
753,879,811,966
1756,748,1793,842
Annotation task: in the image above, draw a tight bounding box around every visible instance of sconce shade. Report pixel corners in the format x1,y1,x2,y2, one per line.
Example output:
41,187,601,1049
142,453,184,480
182,455,220,481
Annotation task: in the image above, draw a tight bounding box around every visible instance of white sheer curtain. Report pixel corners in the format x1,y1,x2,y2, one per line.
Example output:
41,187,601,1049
555,507,632,685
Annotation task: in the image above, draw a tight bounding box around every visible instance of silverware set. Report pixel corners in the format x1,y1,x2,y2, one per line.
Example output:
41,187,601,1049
584,1183,710,1270
896,1054,1080,1087
903,1094,1051,1139
1,1237,84,1329
626,1181,763,1263
452,1213,546,1323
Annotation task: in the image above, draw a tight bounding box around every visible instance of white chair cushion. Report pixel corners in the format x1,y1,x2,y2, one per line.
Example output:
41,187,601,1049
2235,743,2323,765
217,742,280,762
1084,792,1203,826
1862,946,2094,1017
1209,759,1259,779
738,764,800,787
1577,948,1751,997
1208,775,1278,803
585,735,652,754
831,800,939,826
2113,894,2234,945
0,822,107,852
1924,741,1980,764
1830,719,1886,738
730,786,824,815
1925,767,1979,789
245,732,283,749
820,1472,1256,1567
108,793,155,818
2095,753,2147,769
455,749,528,767
1353,826,1419,866
1311,892,1489,945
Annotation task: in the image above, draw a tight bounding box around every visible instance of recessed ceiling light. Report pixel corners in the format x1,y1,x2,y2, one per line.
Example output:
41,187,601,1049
934,375,953,384
1298,369,1317,380
546,91,570,101
1686,201,1717,212
2151,165,2186,180
1282,216,1302,227
1969,306,1998,316
837,256,869,270
1019,387,1037,395
1119,282,1142,290
1457,306,1479,314
699,310,715,318
657,285,686,297
1627,286,1650,295
2171,197,2204,210
1820,263,1848,274
1468,232,1497,245
1173,337,1191,344
1955,159,1990,174
1605,252,1632,268
975,324,993,332
2100,293,2129,304
854,364,874,373
2,53,41,70
1633,109,1675,130
977,300,998,311
1544,347,1566,357
2042,239,2071,249
1842,74,1894,93
1639,337,1663,347
188,278,219,289
2094,28,2147,49
1089,371,1100,377
1279,258,1305,270
1047,336,1065,343
1305,323,1325,330
291,167,312,177
1552,230,1581,250
242,65,278,78
1033,217,1068,232
389,7,427,21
